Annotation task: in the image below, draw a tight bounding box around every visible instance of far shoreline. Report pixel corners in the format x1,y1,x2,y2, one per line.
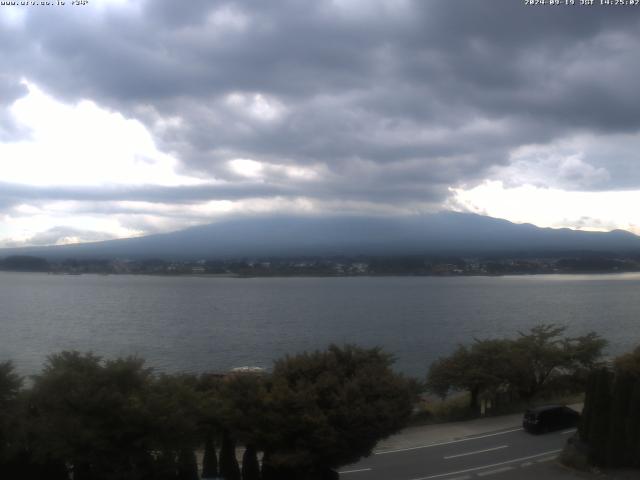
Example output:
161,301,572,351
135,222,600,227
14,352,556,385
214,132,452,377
3,270,640,279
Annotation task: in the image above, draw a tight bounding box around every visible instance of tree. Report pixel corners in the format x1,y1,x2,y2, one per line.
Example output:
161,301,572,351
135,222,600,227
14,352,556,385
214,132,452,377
605,373,635,466
154,451,179,480
626,380,640,466
219,429,241,480
579,345,640,469
201,433,219,479
0,361,21,405
216,372,268,480
260,452,277,480
258,345,415,478
427,340,514,414
241,445,260,480
581,368,613,466
177,448,199,480
510,325,606,400
614,345,640,378
217,373,267,448
614,349,640,467
0,255,49,272
197,373,225,479
28,351,156,480
0,362,24,477
426,324,607,412
145,373,204,479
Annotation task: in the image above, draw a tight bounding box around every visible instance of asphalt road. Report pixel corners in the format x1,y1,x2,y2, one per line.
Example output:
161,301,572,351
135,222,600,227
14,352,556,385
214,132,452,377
339,426,577,480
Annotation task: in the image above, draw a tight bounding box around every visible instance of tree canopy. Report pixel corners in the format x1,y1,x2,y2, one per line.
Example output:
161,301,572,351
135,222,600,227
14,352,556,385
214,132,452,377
258,345,416,477
28,352,156,480
426,324,607,413
0,345,416,479
614,345,640,378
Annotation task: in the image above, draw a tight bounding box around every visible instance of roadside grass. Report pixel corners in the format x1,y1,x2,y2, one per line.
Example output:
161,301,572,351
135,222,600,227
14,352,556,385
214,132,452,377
409,391,585,426
409,393,474,425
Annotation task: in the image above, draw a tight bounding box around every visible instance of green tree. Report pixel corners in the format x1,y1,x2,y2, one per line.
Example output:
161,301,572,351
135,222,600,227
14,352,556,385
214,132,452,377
0,361,25,477
605,373,635,466
219,429,241,480
217,373,267,447
258,345,415,478
580,345,640,468
614,345,640,378
216,373,267,479
0,255,49,272
426,324,607,412
510,325,606,401
201,433,218,479
580,368,613,466
154,451,178,480
612,344,640,467
145,373,204,479
0,361,21,406
241,445,260,480
177,448,199,480
196,373,225,479
260,452,277,480
28,351,156,480
626,380,640,467
426,339,514,414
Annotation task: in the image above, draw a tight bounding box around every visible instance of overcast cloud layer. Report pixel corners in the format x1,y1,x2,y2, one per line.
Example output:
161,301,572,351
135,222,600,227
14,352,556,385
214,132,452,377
2,0,640,245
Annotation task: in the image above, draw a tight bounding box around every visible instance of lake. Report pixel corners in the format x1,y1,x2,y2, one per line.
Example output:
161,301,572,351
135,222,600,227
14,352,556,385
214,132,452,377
1,272,639,378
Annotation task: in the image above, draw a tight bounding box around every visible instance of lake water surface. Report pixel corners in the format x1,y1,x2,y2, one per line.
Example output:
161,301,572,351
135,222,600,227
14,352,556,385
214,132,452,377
1,272,639,377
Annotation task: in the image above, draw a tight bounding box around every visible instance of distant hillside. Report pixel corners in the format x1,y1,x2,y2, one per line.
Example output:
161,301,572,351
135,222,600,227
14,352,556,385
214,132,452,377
2,212,640,260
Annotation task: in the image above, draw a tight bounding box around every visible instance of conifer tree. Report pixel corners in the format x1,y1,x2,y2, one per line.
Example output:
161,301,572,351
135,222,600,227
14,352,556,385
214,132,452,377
177,448,199,480
0,362,22,478
578,369,596,441
606,373,634,466
202,434,218,479
628,381,640,468
155,451,179,480
241,445,260,480
219,430,241,480
581,368,613,466
260,452,276,480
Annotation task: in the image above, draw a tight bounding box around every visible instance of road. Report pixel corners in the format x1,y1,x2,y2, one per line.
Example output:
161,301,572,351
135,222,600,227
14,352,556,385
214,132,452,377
339,425,577,480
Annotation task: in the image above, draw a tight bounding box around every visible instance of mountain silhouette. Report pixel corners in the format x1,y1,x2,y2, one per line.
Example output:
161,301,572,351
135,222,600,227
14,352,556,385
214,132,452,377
2,212,640,260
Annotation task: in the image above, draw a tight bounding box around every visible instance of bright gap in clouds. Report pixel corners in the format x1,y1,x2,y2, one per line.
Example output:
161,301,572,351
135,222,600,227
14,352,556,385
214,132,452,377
4,82,204,187
451,181,640,236
0,82,214,245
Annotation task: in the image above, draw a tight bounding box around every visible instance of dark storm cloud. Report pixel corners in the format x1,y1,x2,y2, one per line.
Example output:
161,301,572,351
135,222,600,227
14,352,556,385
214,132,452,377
3,0,640,208
0,174,448,214
0,182,290,207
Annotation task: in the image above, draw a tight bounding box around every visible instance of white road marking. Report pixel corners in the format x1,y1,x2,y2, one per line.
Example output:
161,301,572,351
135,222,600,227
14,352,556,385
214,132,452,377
407,449,562,480
375,428,523,455
339,468,372,474
536,456,558,463
443,445,508,459
561,429,577,435
521,462,534,467
459,428,524,440
477,466,515,477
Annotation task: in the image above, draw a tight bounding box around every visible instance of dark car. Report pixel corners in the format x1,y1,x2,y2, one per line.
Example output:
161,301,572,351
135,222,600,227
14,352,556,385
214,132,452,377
522,405,580,434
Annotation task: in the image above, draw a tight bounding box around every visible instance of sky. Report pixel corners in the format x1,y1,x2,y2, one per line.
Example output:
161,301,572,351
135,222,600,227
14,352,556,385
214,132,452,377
2,0,640,246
